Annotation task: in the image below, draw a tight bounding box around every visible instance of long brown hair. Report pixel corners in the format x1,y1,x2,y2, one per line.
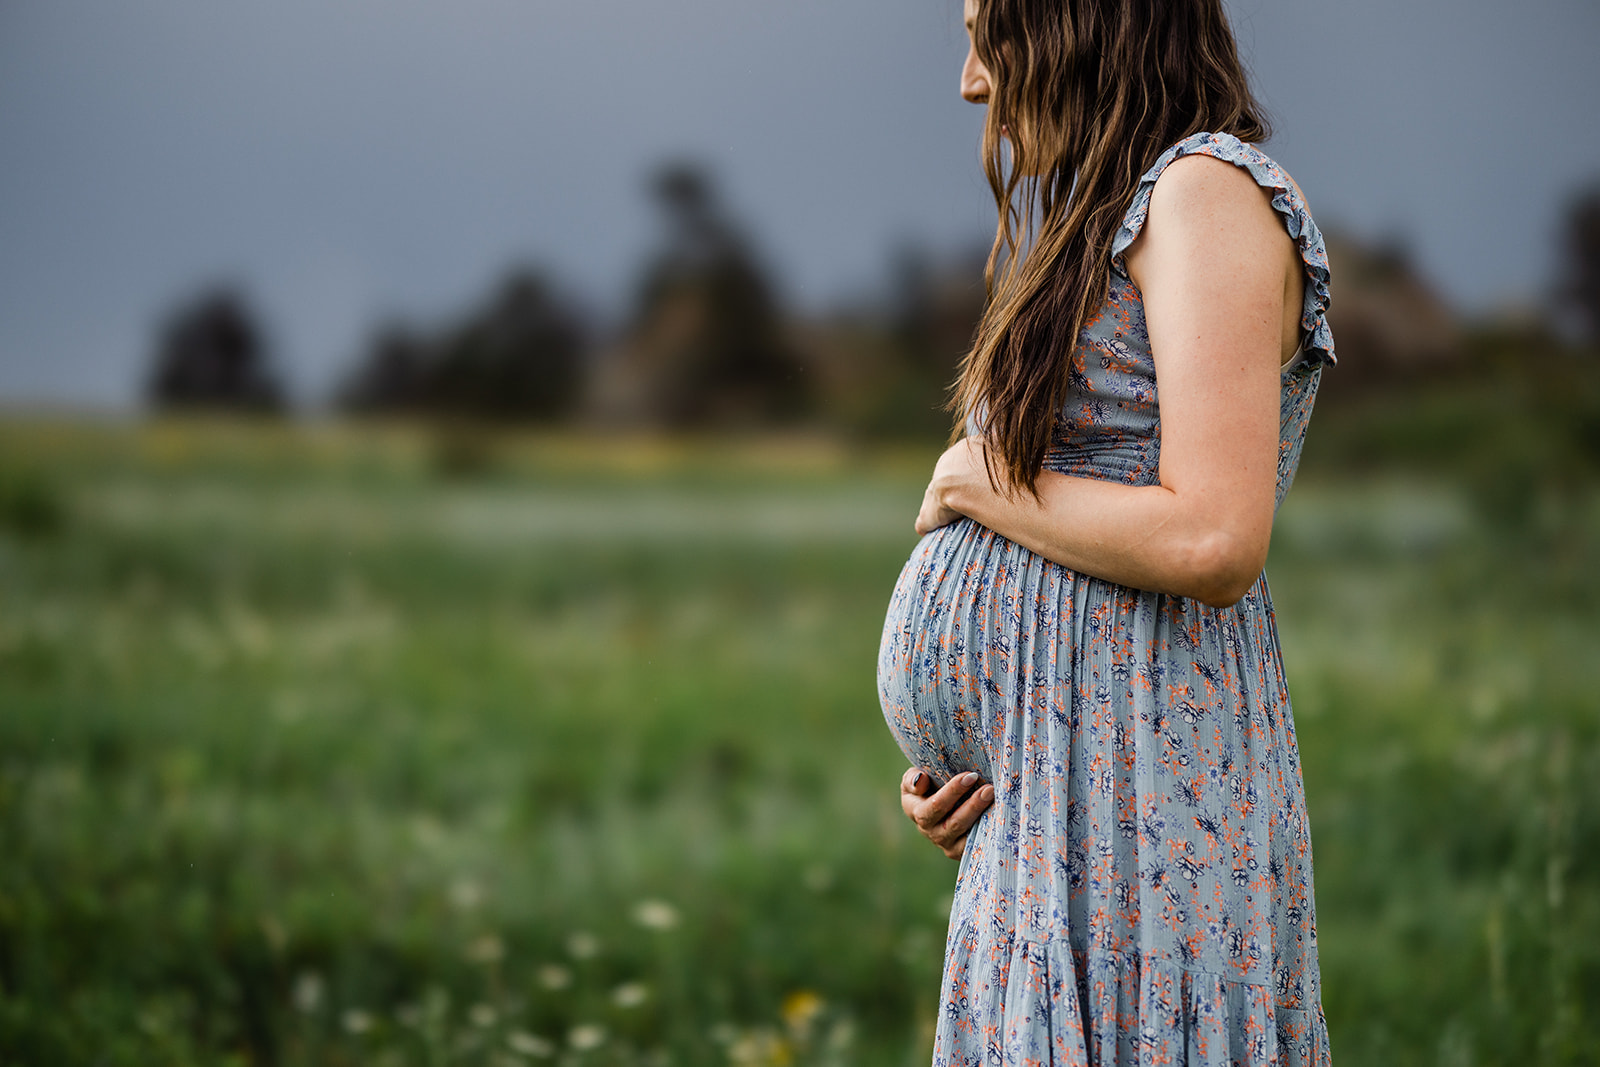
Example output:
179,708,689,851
953,0,1270,494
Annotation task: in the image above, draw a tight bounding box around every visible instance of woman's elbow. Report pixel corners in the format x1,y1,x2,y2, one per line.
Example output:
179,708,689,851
1176,529,1268,608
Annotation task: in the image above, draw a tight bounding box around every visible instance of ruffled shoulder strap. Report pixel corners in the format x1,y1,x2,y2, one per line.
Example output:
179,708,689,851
1110,131,1336,368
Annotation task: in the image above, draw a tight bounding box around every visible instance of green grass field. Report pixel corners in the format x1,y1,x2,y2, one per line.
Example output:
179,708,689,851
1,416,1596,1066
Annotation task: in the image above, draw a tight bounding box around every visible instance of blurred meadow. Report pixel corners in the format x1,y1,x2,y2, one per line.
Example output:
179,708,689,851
4,347,1600,1065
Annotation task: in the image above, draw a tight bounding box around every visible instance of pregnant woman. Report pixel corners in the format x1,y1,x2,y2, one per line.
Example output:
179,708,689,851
877,0,1334,1063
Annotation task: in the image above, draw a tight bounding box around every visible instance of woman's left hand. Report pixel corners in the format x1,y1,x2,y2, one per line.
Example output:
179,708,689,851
916,437,990,536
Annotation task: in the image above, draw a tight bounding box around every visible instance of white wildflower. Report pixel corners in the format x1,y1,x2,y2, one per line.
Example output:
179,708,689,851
727,1028,787,1065
538,963,573,990
632,899,679,931
507,1030,555,1057
450,878,484,911
342,1009,373,1035
611,982,649,1009
470,1003,498,1028
292,971,324,1014
568,1023,606,1051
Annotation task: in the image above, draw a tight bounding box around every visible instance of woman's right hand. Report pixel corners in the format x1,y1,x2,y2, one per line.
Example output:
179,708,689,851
914,437,988,537
900,767,995,860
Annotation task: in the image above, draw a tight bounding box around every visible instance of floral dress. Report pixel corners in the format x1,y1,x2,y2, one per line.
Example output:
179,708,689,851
877,132,1335,1066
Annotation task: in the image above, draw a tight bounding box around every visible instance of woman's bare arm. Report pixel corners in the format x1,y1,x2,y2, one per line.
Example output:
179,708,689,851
915,155,1296,608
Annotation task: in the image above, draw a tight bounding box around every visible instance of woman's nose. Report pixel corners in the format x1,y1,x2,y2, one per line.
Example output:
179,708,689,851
961,50,991,104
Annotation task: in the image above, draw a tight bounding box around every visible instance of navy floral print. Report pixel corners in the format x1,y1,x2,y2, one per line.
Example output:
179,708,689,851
878,133,1335,1066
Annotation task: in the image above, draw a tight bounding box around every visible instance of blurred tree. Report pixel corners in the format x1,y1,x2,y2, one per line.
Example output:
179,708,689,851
146,288,285,413
338,267,587,422
1317,232,1464,403
590,163,806,427
885,243,986,433
337,324,433,414
1558,184,1600,345
431,268,587,420
796,243,985,441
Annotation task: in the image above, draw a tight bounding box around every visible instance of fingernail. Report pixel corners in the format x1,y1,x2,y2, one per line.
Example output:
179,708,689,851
980,784,995,800
911,771,927,791
961,772,979,787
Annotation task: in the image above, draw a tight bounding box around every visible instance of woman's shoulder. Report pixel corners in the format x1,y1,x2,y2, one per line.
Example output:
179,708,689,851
1114,132,1322,263
1112,131,1337,368
1128,132,1312,225
1142,150,1285,222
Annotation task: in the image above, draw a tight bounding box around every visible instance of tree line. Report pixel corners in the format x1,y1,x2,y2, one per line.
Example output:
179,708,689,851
147,163,983,439
148,168,1600,433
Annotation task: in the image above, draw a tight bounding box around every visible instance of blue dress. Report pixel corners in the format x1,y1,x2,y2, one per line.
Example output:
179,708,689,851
877,133,1335,1066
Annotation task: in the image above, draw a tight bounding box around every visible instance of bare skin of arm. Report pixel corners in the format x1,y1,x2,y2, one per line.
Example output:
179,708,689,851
916,155,1302,609
901,154,1305,857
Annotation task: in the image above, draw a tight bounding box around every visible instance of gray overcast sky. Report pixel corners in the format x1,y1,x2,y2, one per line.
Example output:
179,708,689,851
2,0,1598,409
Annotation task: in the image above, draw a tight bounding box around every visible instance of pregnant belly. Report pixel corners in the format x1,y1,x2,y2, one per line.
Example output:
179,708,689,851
876,517,1094,785
879,514,1284,797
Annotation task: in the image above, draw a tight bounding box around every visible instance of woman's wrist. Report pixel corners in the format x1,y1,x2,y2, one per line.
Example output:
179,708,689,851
938,471,977,519
945,447,999,520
